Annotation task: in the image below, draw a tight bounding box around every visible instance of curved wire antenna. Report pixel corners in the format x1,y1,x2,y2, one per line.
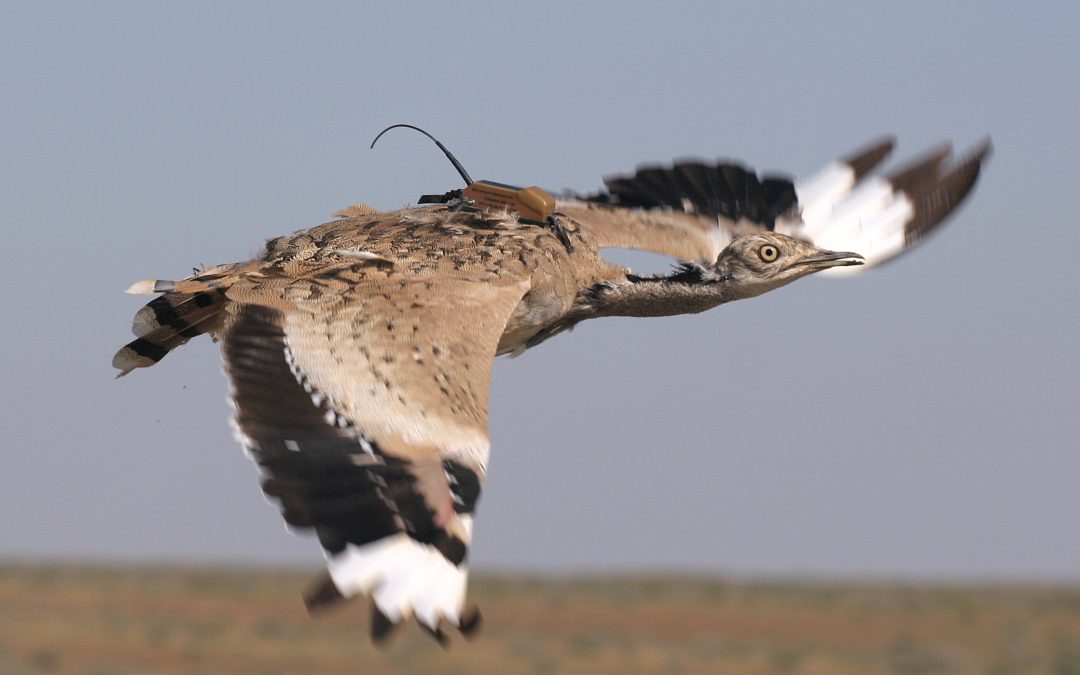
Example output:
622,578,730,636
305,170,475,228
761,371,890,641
369,123,474,187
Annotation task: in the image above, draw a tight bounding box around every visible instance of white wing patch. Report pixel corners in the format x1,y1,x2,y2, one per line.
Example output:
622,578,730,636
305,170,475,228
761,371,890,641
327,515,475,628
782,174,916,274
779,139,989,275
793,161,857,227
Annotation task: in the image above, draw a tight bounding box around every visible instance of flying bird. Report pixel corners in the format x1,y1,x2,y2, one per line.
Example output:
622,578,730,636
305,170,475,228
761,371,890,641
114,128,990,644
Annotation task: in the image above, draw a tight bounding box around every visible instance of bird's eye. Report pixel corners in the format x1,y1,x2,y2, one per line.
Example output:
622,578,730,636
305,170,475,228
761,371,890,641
758,244,779,262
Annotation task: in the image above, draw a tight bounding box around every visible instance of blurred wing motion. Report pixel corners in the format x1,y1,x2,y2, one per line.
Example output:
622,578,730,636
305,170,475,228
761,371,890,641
116,242,530,642
557,137,991,271
223,271,527,642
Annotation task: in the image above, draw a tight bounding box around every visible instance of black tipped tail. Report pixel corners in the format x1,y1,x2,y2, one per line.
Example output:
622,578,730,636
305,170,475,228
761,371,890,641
113,289,226,376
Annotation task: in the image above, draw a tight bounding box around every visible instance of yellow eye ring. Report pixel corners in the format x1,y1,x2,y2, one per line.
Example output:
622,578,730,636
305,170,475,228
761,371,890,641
758,244,779,262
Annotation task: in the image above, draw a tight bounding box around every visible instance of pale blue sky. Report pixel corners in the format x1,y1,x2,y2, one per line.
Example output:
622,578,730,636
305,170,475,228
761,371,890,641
2,2,1078,580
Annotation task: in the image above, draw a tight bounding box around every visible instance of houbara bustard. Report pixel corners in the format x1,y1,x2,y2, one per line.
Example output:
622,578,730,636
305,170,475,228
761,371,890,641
114,126,990,644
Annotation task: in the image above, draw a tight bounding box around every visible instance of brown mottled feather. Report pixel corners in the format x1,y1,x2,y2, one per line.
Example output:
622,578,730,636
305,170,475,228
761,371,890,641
223,269,529,461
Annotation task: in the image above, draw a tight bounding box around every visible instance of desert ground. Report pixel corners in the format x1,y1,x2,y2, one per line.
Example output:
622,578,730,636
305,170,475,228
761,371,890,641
1,563,1079,674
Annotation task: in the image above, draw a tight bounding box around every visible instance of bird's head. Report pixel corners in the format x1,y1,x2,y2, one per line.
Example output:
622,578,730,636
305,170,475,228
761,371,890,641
713,233,864,298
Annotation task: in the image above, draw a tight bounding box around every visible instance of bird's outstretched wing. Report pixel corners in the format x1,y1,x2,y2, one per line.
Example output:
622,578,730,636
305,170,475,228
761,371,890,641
557,137,991,270
221,266,528,643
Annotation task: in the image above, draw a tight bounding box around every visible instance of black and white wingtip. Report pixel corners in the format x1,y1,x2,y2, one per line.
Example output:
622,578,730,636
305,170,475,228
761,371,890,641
791,136,896,227
844,136,897,181
780,137,992,273
306,529,480,646
906,138,992,246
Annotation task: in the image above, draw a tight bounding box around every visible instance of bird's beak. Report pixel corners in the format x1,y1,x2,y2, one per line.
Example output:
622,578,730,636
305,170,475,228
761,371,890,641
794,249,865,270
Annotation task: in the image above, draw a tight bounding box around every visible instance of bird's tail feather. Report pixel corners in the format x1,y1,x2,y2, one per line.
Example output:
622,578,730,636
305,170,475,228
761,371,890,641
113,265,238,376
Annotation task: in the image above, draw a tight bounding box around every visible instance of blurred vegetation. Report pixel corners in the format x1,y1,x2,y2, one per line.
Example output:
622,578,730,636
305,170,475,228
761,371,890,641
1,563,1078,674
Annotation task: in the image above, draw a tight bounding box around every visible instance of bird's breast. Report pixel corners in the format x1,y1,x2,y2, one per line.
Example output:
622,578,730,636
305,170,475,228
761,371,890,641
497,287,571,355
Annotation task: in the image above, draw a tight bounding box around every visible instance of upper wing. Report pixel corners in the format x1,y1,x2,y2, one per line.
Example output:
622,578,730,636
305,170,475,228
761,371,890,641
221,265,528,641
556,137,991,270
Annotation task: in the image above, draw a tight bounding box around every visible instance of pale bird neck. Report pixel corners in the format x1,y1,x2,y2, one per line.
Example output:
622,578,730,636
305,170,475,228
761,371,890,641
585,264,742,319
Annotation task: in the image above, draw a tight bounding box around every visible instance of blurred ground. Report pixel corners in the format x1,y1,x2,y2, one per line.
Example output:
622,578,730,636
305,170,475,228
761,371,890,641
1,563,1078,674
